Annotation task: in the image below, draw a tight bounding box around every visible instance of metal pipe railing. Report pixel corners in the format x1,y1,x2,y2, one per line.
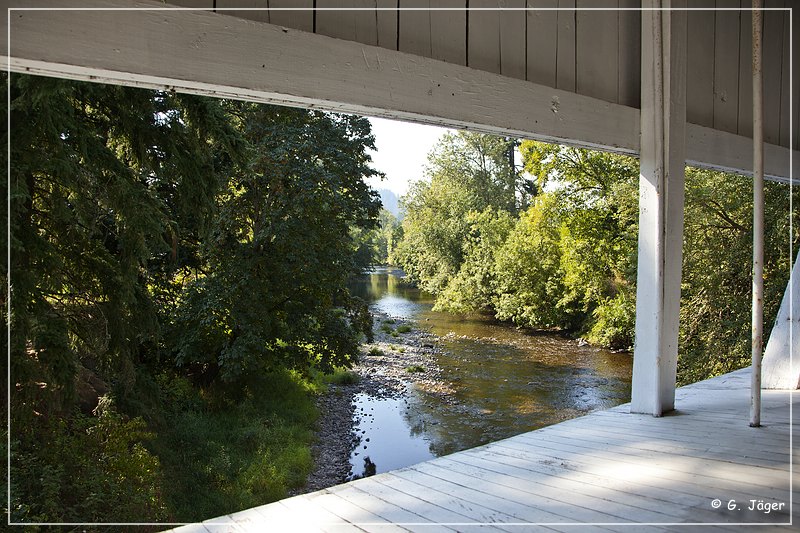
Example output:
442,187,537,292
751,0,764,428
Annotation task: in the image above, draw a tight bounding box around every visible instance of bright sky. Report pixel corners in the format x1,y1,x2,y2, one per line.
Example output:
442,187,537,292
365,117,453,196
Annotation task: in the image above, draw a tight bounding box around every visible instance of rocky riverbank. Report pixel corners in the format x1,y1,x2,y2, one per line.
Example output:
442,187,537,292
297,310,450,494
295,303,630,496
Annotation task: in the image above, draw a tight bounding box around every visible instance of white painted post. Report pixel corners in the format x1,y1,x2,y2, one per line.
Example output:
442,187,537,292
762,250,800,389
751,0,764,427
631,0,687,416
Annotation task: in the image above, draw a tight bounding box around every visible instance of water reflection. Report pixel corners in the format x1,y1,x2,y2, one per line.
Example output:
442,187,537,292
349,267,434,318
409,332,631,456
348,390,435,479
348,267,632,476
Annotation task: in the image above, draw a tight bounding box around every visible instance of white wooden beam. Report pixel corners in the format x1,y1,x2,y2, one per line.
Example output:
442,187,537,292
3,0,639,152
685,123,799,184
630,0,687,416
1,0,797,182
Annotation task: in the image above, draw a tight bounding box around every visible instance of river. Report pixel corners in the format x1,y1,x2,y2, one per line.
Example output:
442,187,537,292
346,267,633,478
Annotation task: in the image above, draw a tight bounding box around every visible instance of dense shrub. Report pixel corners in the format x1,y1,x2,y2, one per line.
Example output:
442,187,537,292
11,400,166,523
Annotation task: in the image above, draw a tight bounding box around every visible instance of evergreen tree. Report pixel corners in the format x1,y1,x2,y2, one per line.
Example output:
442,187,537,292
8,74,237,417
7,73,382,521
7,73,239,522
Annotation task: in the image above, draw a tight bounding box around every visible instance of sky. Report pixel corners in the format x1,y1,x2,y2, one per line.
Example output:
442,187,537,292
364,117,453,196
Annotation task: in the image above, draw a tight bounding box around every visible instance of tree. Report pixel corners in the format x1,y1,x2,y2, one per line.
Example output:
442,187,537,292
436,208,515,314
489,142,639,339
8,74,238,416
493,194,573,328
171,104,381,380
519,142,640,345
352,208,401,268
389,129,797,383
677,168,797,384
394,131,528,296
8,73,238,522
9,73,384,521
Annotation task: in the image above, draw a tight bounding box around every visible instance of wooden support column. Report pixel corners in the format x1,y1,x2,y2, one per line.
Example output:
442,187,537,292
631,0,687,416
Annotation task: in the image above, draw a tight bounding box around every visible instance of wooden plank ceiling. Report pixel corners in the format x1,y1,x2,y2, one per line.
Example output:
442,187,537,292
2,1,796,179
206,0,796,152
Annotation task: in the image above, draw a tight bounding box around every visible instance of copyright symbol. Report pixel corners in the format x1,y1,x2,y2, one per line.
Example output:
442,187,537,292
711,499,722,509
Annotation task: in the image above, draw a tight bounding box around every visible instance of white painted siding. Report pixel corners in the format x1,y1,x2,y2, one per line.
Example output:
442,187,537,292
204,1,793,150
4,1,797,175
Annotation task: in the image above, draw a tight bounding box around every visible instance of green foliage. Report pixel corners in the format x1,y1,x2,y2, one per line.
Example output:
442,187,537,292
393,132,531,295
352,208,403,267
587,290,636,349
405,365,426,373
10,73,382,522
436,209,515,314
170,103,381,380
397,138,636,333
677,169,797,384
151,370,318,521
323,369,361,385
11,400,166,523
8,73,239,524
493,194,575,329
368,347,384,357
8,73,239,416
395,134,796,383
510,143,639,334
395,325,413,334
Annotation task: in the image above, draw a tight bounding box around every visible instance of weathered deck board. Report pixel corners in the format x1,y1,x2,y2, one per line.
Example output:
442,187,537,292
445,450,743,527
368,473,526,527
168,367,797,531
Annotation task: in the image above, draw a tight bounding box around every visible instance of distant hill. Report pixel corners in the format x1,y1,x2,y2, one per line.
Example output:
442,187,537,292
378,188,403,219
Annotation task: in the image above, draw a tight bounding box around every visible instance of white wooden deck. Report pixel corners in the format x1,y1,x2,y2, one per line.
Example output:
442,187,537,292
170,367,797,531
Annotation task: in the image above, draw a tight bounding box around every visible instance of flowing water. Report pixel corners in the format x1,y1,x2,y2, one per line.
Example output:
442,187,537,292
347,267,633,478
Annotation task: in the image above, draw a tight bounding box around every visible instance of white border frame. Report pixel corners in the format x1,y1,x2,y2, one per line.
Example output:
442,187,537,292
4,3,794,529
